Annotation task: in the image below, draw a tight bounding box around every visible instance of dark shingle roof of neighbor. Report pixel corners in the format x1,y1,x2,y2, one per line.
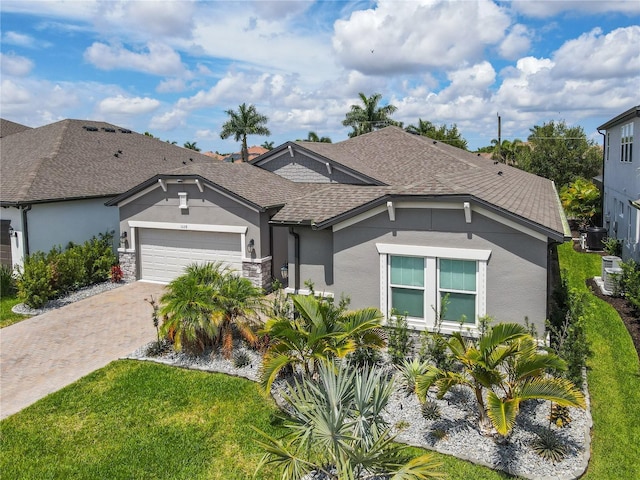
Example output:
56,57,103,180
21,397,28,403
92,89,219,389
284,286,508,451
0,118,32,138
0,119,213,204
270,127,568,238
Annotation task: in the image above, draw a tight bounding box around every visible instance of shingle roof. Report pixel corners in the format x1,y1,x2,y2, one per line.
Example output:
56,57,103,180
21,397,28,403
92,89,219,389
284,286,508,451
270,127,568,238
0,119,31,138
0,119,213,204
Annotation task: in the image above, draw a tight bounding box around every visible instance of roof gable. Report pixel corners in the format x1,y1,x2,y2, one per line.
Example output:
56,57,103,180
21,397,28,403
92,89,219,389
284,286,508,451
0,119,32,138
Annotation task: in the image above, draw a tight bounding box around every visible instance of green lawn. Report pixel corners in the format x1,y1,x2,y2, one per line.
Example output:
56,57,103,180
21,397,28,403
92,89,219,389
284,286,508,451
557,243,640,479
0,295,29,328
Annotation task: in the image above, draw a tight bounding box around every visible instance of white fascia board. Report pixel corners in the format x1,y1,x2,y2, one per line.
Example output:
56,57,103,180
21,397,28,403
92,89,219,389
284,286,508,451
376,243,491,261
128,220,247,234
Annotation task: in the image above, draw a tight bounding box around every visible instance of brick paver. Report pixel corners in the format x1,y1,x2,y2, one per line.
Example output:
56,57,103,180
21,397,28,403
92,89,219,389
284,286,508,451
0,282,165,420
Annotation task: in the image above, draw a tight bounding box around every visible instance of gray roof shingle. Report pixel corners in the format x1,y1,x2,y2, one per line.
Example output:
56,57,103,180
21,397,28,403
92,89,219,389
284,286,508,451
0,119,32,138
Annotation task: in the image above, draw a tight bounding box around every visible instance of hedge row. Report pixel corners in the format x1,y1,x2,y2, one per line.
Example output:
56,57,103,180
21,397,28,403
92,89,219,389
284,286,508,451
17,232,118,308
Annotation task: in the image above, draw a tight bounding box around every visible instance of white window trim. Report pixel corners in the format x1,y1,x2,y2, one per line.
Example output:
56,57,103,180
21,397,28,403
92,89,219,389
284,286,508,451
377,244,490,334
436,259,486,328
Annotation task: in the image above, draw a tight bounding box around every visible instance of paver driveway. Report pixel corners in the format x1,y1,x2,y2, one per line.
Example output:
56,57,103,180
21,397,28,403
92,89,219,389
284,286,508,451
0,281,165,420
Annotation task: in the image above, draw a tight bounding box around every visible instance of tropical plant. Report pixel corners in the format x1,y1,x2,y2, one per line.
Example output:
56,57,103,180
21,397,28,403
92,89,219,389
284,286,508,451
416,323,586,436
489,138,528,165
531,429,567,462
299,131,332,143
559,178,600,230
254,360,443,479
259,294,386,393
158,262,263,357
261,140,275,150
406,119,468,150
183,141,201,151
602,237,622,256
421,400,441,421
220,103,271,162
342,92,400,138
397,357,430,395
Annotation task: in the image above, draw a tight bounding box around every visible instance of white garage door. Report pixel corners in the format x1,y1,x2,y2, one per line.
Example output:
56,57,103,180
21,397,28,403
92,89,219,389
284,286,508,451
139,228,242,283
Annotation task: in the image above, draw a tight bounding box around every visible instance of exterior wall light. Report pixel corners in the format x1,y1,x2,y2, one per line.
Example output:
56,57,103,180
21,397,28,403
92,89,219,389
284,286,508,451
280,264,289,280
247,239,255,255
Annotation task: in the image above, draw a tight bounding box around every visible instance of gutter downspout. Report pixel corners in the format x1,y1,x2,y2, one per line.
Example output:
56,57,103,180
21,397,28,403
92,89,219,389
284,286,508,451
289,227,300,293
21,205,31,256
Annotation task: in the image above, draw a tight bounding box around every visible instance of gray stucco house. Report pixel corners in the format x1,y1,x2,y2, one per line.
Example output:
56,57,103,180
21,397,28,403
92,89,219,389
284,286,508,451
598,105,640,262
108,126,570,335
0,119,213,270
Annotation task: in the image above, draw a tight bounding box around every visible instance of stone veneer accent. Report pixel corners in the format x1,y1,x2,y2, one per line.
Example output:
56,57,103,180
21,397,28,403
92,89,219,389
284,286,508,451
243,258,272,292
118,250,137,283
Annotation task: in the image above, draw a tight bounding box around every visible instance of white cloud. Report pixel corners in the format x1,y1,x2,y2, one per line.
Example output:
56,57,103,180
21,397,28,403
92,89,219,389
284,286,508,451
83,42,185,76
100,0,196,39
0,79,32,106
332,0,511,74
150,109,188,131
0,53,35,76
511,0,640,18
498,24,532,60
551,26,640,80
97,95,160,115
156,78,187,93
2,31,38,48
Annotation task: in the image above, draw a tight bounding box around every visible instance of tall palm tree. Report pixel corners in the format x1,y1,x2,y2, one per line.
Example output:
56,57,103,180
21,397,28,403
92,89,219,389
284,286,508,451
302,131,332,143
261,140,274,150
183,141,201,151
254,360,443,480
220,103,271,162
490,138,527,165
259,294,386,393
342,93,400,138
416,323,586,436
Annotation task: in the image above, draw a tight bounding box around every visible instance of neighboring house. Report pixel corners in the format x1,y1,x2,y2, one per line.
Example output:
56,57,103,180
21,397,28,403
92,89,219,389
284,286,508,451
110,126,569,336
597,105,640,262
0,119,212,269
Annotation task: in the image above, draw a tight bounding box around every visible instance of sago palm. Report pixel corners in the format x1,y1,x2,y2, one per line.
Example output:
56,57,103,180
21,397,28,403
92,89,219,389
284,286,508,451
254,360,443,480
416,323,586,436
260,294,386,393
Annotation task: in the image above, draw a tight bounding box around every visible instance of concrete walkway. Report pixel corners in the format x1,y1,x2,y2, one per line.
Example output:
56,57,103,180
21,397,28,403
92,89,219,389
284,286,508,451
0,282,165,420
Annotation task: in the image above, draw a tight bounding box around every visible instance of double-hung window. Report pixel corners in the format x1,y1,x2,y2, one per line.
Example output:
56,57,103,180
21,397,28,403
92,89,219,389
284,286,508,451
438,259,477,324
378,244,490,333
621,122,633,163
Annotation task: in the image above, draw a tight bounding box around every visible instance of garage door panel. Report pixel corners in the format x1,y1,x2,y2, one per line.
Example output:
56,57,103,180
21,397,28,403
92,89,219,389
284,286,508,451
139,228,242,283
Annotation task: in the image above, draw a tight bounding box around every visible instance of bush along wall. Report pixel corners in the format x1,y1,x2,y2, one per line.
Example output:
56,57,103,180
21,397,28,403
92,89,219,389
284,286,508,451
17,232,117,308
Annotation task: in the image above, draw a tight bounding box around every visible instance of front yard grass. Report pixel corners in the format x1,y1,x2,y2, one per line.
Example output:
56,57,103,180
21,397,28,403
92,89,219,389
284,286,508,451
0,295,29,328
558,243,640,479
0,360,509,479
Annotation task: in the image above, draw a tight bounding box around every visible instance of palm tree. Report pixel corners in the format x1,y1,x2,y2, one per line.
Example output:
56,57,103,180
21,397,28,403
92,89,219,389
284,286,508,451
301,131,332,143
490,139,527,165
259,294,386,393
254,360,443,480
158,262,263,358
342,93,400,138
183,141,201,151
405,119,468,150
416,323,586,436
261,140,275,150
220,103,271,162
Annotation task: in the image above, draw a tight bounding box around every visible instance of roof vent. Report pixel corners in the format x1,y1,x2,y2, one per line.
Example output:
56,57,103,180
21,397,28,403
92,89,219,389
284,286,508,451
102,127,116,133
189,158,193,162
497,171,503,176
83,126,98,131
119,129,132,134
182,161,187,164
432,140,437,144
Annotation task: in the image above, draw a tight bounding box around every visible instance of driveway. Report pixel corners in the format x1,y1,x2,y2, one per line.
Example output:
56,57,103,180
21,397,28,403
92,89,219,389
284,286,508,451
0,282,165,420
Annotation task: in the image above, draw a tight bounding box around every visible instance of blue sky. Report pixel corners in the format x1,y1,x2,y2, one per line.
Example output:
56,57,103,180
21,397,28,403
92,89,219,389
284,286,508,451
1,1,638,153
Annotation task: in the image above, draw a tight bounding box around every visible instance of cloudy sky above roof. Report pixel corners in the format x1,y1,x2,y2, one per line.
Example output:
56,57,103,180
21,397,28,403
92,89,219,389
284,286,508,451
1,0,638,152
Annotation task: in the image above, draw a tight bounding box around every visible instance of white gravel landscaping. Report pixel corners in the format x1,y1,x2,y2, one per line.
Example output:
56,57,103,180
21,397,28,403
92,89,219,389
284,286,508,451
127,343,592,480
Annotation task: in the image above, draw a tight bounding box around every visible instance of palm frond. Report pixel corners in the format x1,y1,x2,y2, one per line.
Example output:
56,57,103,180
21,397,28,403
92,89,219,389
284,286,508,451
486,392,520,436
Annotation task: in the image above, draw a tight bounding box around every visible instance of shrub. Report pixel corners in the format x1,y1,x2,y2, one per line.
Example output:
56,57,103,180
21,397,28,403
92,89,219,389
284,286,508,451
531,429,567,462
387,310,410,364
549,404,572,428
396,357,429,394
110,265,124,283
50,246,86,293
0,265,16,297
602,237,622,256
232,350,251,368
421,400,441,420
80,232,117,284
620,259,640,314
17,252,55,308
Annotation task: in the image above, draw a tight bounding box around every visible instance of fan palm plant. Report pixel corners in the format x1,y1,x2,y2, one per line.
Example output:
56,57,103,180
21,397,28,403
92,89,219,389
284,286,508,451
416,323,586,436
259,294,386,393
254,360,443,480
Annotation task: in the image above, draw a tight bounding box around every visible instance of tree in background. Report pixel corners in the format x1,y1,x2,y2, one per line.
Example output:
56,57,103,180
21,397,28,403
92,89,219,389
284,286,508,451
559,178,600,230
261,140,274,150
343,92,400,138
519,121,601,187
183,141,201,151
220,103,271,162
490,138,528,165
406,119,468,150
299,131,332,143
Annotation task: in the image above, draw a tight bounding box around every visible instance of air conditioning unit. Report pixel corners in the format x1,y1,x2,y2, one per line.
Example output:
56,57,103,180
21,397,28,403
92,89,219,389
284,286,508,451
604,267,622,294
602,255,621,279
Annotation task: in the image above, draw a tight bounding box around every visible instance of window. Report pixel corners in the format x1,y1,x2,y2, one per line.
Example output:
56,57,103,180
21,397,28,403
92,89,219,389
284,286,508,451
390,256,424,317
606,132,610,162
621,122,633,163
378,244,490,332
439,259,477,324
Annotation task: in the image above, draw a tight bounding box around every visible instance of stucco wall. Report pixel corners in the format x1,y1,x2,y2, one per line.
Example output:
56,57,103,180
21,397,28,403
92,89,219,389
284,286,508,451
293,206,550,333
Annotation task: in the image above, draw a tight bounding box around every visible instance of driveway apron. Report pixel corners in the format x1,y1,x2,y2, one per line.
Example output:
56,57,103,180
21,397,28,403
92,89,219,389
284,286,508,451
0,282,165,420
